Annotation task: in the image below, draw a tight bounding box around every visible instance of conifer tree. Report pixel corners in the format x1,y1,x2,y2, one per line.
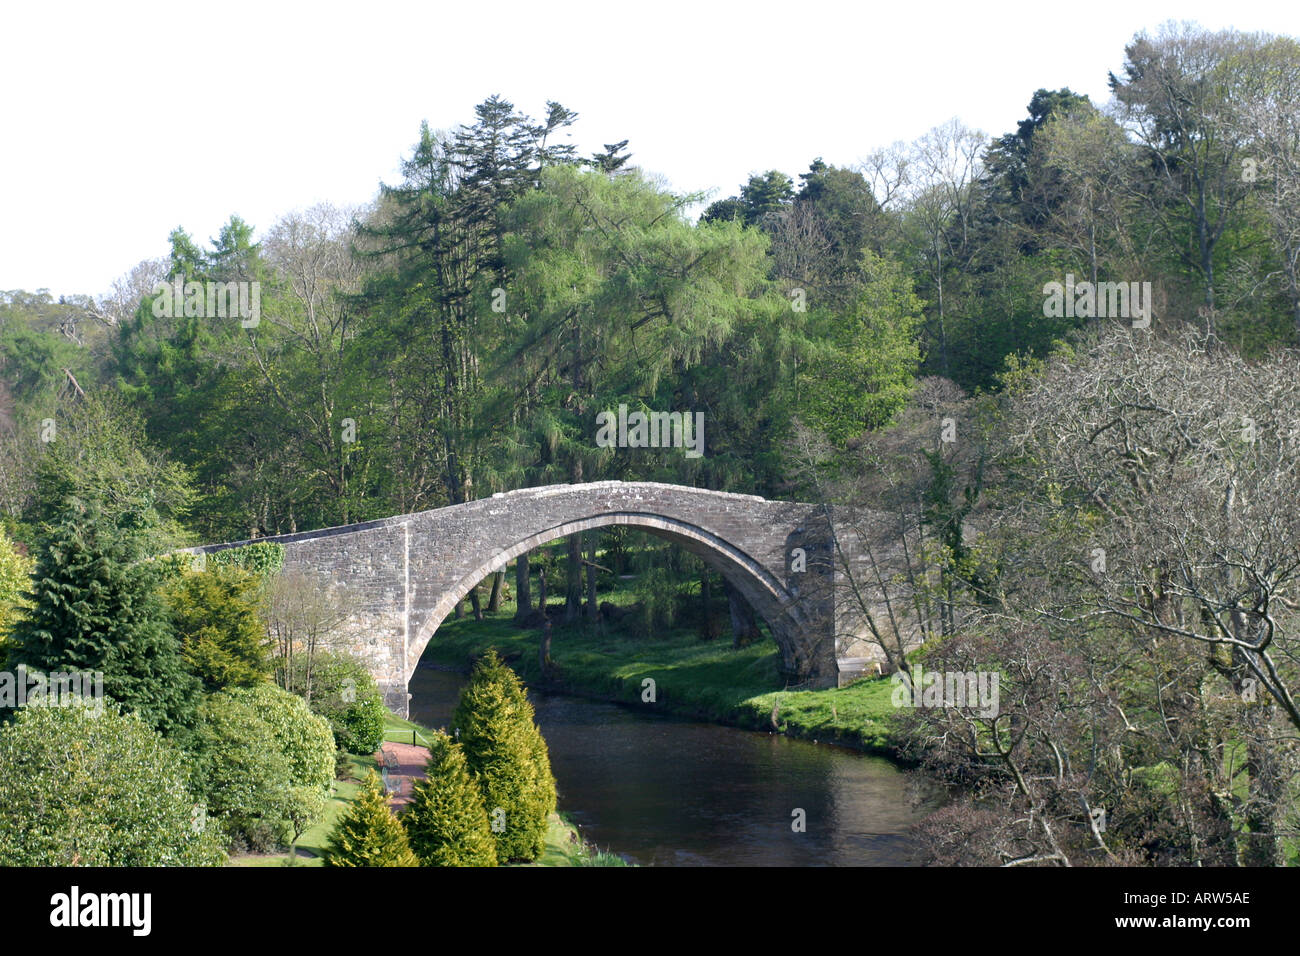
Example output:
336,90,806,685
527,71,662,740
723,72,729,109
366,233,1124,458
452,649,556,862
402,730,498,867
322,770,420,867
7,499,198,735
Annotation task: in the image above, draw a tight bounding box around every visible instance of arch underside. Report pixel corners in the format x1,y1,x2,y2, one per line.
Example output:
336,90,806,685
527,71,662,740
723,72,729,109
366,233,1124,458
408,512,809,681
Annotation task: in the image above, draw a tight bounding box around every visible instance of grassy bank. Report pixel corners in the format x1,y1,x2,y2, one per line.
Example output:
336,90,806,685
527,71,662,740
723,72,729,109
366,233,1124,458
231,713,625,866
419,596,905,757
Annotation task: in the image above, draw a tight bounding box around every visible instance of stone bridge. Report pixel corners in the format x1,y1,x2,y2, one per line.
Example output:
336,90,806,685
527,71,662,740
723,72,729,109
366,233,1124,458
192,481,892,715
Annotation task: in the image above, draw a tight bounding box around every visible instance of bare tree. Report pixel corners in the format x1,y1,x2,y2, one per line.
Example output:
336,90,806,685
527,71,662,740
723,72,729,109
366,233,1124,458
263,569,351,704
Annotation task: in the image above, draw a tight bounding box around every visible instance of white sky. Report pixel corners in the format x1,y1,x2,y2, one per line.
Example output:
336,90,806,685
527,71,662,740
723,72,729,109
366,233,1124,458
2,0,1297,297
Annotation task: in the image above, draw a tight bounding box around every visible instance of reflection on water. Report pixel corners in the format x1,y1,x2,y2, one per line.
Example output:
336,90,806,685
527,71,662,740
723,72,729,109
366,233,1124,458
408,663,936,866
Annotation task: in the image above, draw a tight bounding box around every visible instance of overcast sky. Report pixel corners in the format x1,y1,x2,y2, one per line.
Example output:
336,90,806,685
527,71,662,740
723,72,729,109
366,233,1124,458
2,0,1296,297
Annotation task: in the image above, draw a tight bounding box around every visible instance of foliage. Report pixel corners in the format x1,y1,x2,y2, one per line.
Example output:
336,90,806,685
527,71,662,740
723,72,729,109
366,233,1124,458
190,683,334,848
165,567,275,691
321,770,420,867
402,730,498,866
284,650,386,753
7,499,199,735
0,702,225,866
207,542,285,578
0,528,33,666
451,649,557,862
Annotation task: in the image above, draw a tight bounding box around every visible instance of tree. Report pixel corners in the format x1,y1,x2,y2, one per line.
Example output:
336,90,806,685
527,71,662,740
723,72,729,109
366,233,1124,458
190,683,334,849
0,702,225,866
0,528,32,664
263,568,349,698
322,770,420,867
794,250,922,444
986,326,1300,864
165,567,275,691
7,499,199,735
403,730,498,866
1109,23,1276,322
451,649,556,862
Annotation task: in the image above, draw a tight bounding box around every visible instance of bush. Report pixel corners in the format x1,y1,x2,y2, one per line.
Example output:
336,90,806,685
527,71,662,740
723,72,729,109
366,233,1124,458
238,684,335,790
0,702,225,866
207,542,285,578
322,770,420,867
284,652,386,754
452,649,557,862
190,684,334,848
403,731,497,867
165,567,275,691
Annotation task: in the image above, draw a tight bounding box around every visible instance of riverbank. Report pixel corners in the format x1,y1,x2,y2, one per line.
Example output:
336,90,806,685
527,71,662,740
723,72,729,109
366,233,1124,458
230,719,626,866
416,605,907,759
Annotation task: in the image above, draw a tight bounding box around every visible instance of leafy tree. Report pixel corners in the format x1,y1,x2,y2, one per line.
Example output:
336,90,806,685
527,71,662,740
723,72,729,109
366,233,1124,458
166,567,274,691
795,250,922,444
28,392,195,551
322,770,420,867
451,649,556,862
0,702,225,866
0,528,32,665
403,730,498,866
7,499,199,735
190,683,334,848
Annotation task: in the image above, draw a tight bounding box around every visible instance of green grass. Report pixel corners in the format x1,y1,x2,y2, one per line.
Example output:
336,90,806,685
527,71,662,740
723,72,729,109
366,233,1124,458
234,714,631,867
228,751,373,867
422,587,906,756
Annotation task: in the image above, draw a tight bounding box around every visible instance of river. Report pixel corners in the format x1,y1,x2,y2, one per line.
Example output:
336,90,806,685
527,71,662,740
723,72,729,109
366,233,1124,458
408,663,937,866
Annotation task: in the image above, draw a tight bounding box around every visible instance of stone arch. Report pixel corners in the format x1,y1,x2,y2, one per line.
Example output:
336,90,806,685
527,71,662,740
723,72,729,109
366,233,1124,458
408,511,812,683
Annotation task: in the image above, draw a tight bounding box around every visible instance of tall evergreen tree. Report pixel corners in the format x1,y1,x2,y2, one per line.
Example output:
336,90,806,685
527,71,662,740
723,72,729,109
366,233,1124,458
7,499,199,735
451,649,556,862
403,730,498,867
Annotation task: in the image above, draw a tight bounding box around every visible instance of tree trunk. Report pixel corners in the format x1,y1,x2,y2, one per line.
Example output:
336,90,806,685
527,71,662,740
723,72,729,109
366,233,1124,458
725,579,762,648
564,535,583,623
514,554,532,624
585,532,599,622
700,568,717,640
469,586,483,621
488,570,505,612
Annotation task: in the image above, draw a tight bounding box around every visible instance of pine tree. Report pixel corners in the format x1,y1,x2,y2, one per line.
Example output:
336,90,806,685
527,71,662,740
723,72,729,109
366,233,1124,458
7,499,198,735
322,770,420,867
452,649,556,862
402,731,498,867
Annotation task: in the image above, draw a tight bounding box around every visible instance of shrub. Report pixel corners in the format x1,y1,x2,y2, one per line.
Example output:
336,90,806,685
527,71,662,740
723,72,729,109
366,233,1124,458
452,649,557,862
0,702,225,866
235,683,335,790
165,567,275,691
322,770,420,867
403,731,497,867
284,652,386,753
190,684,334,848
208,542,285,578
